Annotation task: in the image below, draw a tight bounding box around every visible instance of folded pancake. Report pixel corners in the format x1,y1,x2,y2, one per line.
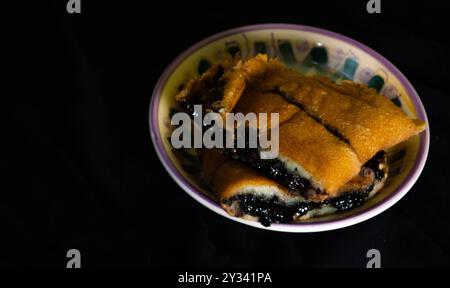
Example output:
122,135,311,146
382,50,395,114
230,89,362,199
203,149,305,226
205,150,295,202
176,54,271,117
248,58,426,163
203,149,388,226
278,111,362,196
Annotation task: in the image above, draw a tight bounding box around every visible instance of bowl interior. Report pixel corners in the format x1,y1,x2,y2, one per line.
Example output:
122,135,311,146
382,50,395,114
150,24,429,232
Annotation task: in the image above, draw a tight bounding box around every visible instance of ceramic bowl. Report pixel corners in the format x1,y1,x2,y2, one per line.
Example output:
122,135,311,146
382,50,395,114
149,24,429,232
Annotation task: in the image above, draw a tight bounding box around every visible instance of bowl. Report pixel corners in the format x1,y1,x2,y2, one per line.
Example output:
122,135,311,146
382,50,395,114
149,24,429,232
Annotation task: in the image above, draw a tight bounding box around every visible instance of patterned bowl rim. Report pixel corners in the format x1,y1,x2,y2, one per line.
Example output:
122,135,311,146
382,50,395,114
149,24,430,233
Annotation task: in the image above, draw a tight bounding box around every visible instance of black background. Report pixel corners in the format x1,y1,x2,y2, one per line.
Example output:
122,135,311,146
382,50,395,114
4,0,450,267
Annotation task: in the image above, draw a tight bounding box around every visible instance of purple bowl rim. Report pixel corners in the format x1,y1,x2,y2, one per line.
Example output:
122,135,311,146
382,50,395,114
149,23,430,232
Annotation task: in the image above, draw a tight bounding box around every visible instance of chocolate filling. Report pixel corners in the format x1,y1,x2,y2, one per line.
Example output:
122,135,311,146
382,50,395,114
225,147,313,196
364,151,386,181
223,152,385,226
224,194,321,227
224,127,385,197
224,183,376,227
327,188,372,211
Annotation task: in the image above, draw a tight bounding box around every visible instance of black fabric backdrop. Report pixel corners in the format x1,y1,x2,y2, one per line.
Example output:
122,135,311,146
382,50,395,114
3,0,450,267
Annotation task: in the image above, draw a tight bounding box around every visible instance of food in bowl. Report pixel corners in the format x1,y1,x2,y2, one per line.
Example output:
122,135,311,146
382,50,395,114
174,54,426,226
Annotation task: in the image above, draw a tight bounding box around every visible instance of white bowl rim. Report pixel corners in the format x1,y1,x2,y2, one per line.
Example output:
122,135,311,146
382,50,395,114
149,23,430,233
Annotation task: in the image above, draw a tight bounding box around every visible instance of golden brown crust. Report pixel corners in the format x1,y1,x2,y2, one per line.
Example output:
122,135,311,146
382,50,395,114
278,110,361,195
248,60,426,163
232,84,362,196
316,77,427,131
233,88,300,129
232,83,363,195
280,79,424,163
